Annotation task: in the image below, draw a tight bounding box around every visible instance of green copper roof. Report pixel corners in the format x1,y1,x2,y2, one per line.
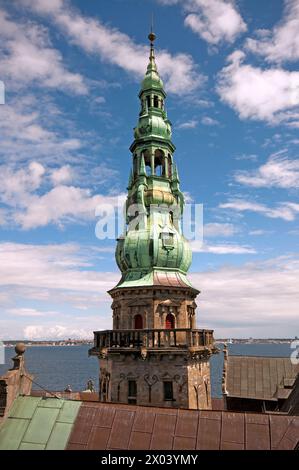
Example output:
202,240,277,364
140,39,165,94
0,396,81,450
113,269,196,290
112,32,196,292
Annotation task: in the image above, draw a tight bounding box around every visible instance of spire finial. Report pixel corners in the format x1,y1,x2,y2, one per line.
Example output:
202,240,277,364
148,13,156,45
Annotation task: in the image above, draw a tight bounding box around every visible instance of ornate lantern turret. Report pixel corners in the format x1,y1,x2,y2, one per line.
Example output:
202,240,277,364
90,31,216,410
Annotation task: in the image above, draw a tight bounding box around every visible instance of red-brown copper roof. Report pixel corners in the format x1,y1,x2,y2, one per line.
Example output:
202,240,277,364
153,271,192,289
66,402,299,450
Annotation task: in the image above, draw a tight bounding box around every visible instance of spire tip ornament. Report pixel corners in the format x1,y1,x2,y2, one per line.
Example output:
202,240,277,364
148,31,156,44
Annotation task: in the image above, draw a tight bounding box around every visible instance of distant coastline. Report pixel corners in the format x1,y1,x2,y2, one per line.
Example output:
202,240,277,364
2,337,296,347
215,338,296,344
3,340,93,347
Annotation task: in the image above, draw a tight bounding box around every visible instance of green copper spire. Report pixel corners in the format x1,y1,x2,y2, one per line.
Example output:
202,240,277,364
140,31,164,94
114,31,195,291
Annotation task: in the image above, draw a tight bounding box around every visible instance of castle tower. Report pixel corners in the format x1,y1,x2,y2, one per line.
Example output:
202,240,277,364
90,31,216,409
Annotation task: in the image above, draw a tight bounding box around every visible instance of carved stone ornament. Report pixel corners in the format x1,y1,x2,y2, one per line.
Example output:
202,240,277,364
140,347,148,360
100,347,108,359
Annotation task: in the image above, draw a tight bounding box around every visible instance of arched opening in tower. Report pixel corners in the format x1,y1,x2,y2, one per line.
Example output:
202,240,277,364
143,149,151,175
134,314,143,329
154,149,164,176
168,153,172,178
165,313,175,329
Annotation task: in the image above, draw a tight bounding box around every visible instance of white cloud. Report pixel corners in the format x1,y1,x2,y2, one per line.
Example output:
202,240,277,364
50,165,73,185
0,242,117,339
7,308,56,317
249,230,271,236
190,256,299,337
0,161,124,229
0,95,85,166
158,0,247,45
220,199,299,221
0,161,45,201
0,209,7,226
157,0,180,4
234,153,299,189
204,222,237,237
0,242,117,295
19,0,204,96
0,8,87,94
235,154,258,161
246,0,299,63
201,116,219,126
23,324,93,340
191,241,255,254
15,185,112,229
177,119,198,129
217,50,299,126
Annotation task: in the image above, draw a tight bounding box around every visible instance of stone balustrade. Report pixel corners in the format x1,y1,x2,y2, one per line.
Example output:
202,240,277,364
90,328,214,355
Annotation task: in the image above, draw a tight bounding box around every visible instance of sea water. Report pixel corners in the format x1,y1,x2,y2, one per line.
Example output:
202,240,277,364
0,342,293,398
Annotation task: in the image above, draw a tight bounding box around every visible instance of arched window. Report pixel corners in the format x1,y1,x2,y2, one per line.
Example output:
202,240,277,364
154,149,164,177
154,95,159,108
146,95,151,109
143,150,151,175
134,314,143,329
168,154,172,178
128,380,137,404
165,313,175,329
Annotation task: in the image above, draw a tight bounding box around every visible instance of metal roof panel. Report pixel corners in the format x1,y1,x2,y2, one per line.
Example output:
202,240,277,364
22,407,60,445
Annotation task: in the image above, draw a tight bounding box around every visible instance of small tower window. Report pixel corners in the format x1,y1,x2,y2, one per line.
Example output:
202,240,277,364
163,381,173,401
128,380,137,404
146,95,151,109
134,314,143,329
154,95,159,108
165,313,175,329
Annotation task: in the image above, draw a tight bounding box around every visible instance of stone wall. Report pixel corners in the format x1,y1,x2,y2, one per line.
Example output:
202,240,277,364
99,351,212,410
110,286,197,331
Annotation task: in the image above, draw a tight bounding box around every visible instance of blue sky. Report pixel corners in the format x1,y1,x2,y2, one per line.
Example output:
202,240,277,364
0,0,298,339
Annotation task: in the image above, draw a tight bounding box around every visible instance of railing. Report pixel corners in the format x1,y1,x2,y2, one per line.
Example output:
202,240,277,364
91,328,214,352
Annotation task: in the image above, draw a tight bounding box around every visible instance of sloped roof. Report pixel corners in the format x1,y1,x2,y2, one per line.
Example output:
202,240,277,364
0,396,81,450
1,397,298,450
281,374,299,415
113,269,197,291
225,356,299,401
67,402,299,450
